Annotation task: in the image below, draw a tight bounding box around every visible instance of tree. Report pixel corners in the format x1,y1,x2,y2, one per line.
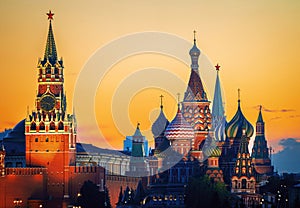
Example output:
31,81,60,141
185,175,231,208
77,180,112,208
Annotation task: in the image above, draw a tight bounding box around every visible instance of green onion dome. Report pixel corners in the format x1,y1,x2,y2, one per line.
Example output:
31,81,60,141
203,133,222,157
225,100,254,138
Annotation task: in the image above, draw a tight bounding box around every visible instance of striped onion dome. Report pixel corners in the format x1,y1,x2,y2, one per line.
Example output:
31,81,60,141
165,105,194,140
225,100,254,138
151,107,169,138
203,133,222,157
214,117,227,142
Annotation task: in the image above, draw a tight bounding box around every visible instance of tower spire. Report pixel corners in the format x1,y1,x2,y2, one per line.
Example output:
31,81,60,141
44,10,57,64
212,63,225,121
237,88,241,107
160,95,164,109
193,30,196,44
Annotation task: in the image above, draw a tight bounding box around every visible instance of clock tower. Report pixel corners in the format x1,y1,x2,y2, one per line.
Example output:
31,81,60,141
25,11,76,199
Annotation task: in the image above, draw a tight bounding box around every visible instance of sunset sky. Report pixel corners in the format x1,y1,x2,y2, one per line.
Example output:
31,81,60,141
0,1,300,157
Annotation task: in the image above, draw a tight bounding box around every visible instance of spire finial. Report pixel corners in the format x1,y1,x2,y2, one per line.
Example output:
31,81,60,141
215,63,220,71
259,105,262,111
47,10,54,21
160,95,164,109
137,122,140,129
193,30,196,44
238,88,241,103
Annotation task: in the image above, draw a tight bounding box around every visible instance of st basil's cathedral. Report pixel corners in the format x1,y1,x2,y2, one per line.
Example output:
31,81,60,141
0,11,274,208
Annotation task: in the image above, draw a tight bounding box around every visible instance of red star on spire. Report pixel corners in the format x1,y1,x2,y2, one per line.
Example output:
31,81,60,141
47,10,54,20
215,63,221,71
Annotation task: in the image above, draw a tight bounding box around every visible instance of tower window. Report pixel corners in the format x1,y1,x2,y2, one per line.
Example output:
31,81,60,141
58,122,64,130
39,122,45,130
35,138,38,142
50,122,55,130
46,138,49,142
30,122,36,130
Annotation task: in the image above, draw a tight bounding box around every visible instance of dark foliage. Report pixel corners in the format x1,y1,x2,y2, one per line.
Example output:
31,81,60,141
185,175,231,208
77,180,112,208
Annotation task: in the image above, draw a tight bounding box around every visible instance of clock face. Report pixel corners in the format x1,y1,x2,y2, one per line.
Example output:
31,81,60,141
40,95,56,111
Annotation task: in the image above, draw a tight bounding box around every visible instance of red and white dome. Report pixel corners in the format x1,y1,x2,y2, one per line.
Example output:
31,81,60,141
165,106,194,140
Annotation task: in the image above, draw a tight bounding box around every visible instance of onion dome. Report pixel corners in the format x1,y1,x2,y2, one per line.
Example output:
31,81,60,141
225,98,254,138
203,133,222,157
165,105,194,140
151,97,169,138
189,31,201,72
214,116,227,142
189,40,200,57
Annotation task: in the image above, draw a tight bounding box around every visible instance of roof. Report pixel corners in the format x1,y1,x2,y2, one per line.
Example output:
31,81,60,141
225,100,254,138
164,106,194,140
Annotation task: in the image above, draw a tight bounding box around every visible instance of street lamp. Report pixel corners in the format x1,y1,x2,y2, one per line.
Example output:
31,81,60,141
13,198,22,208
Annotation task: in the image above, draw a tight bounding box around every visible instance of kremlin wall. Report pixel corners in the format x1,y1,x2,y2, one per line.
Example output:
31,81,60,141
0,11,274,208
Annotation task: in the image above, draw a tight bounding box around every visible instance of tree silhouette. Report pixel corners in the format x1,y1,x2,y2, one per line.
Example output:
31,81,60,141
77,180,112,208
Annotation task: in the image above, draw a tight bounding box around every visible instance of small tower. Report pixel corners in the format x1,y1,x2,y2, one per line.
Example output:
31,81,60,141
127,123,149,176
24,10,76,199
212,64,227,147
203,133,224,182
181,31,211,159
231,126,256,194
0,144,5,177
252,106,274,178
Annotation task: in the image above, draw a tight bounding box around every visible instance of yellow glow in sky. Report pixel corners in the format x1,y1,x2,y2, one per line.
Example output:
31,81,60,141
0,1,300,152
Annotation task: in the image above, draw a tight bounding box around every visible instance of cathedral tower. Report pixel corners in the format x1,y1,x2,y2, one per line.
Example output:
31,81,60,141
231,127,256,194
24,11,76,199
151,95,170,155
181,31,211,159
211,64,227,147
252,106,273,177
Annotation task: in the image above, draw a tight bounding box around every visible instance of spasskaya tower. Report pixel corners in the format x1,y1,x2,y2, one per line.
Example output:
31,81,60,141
25,11,76,199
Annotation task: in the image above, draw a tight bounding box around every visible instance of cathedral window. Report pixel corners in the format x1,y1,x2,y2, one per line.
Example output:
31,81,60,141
46,67,51,74
242,160,245,166
242,167,246,174
242,179,247,189
235,167,239,174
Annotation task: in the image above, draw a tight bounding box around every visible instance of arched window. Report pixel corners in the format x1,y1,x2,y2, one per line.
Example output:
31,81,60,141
46,66,51,74
35,138,38,142
242,179,247,189
50,122,55,130
30,122,36,130
39,122,45,130
46,138,49,142
58,122,64,130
